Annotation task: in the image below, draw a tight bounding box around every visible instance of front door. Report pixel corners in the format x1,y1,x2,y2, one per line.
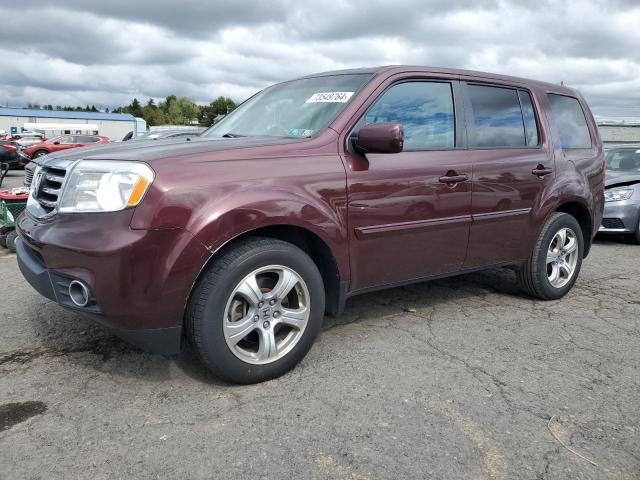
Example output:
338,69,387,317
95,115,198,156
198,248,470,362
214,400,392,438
342,80,473,292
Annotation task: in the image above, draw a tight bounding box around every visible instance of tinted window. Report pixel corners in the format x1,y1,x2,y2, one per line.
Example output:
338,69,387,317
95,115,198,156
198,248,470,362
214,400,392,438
363,82,455,150
605,149,640,172
548,94,591,149
518,90,539,147
468,85,525,147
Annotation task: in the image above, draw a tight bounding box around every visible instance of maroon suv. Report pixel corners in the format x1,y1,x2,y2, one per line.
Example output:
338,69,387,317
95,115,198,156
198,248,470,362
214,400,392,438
16,66,604,383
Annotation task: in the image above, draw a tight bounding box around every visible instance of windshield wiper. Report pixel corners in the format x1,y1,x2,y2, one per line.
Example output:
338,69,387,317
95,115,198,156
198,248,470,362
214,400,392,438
221,132,247,138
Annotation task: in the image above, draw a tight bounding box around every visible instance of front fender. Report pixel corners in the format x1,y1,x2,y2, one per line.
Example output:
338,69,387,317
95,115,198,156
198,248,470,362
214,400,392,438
130,154,349,282
191,189,349,282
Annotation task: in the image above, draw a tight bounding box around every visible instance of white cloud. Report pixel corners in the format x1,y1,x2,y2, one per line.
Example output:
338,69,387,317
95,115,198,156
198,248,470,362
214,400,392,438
0,0,638,116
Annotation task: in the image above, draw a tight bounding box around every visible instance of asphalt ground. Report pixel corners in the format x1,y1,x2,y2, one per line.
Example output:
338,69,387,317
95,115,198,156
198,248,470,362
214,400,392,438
1,168,638,479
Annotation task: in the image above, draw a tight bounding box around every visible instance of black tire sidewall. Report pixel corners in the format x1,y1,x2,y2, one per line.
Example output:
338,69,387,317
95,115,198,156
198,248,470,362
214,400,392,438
6,230,17,253
193,242,325,384
535,214,584,299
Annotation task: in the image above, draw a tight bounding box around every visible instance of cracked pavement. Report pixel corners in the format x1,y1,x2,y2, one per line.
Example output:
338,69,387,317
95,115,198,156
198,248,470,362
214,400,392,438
1,170,639,479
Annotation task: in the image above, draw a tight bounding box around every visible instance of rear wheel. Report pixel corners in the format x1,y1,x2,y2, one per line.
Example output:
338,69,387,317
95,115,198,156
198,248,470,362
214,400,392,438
517,212,583,300
186,237,325,384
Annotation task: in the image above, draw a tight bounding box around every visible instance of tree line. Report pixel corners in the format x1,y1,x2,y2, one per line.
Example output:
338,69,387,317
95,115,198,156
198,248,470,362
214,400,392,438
25,95,238,127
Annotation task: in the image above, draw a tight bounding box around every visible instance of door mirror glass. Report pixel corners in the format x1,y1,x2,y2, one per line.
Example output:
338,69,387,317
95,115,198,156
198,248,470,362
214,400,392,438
53,141,60,145
352,123,404,154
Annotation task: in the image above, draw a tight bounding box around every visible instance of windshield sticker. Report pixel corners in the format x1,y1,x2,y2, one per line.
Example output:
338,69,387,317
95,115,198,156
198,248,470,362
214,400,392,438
305,92,354,103
288,129,314,137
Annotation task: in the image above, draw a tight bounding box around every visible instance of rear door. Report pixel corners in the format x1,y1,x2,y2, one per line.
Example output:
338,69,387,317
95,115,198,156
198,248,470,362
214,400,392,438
342,77,473,291
461,82,554,268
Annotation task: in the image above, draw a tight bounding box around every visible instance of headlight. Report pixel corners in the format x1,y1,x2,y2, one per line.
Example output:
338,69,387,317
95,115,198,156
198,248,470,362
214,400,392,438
604,187,634,202
59,160,154,213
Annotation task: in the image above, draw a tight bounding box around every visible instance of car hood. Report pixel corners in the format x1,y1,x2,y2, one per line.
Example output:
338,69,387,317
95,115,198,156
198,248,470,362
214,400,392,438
39,136,306,164
605,171,640,188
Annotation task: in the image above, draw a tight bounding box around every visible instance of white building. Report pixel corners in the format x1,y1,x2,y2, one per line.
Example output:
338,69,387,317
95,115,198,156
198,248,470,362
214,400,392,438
596,116,640,144
0,107,139,141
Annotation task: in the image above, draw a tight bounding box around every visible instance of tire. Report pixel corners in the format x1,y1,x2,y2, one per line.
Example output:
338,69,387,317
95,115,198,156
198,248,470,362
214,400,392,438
5,230,17,253
32,150,48,158
631,218,640,245
186,237,325,384
517,212,584,300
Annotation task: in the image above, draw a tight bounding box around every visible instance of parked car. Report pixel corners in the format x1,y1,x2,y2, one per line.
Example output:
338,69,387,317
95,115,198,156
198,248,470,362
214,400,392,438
132,129,203,141
11,133,45,147
16,66,604,384
599,146,640,243
0,141,30,169
24,134,110,158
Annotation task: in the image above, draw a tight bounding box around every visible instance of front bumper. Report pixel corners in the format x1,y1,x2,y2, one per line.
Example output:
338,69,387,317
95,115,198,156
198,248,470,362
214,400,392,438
16,210,211,355
599,200,640,234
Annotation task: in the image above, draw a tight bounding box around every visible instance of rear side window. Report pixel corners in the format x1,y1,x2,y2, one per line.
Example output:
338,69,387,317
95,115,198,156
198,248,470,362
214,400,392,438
364,81,455,150
468,85,530,148
547,94,592,149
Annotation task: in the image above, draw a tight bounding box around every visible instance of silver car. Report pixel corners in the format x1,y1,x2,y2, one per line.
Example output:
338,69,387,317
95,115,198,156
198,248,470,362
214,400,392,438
599,146,640,243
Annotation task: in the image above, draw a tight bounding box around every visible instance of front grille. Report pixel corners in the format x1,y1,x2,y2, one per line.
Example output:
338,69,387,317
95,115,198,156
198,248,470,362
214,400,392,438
602,218,625,229
24,165,34,186
33,166,67,213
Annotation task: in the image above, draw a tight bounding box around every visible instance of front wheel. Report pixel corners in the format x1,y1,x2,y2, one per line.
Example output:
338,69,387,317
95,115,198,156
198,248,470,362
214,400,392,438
32,150,48,158
186,237,325,384
517,212,584,300
631,218,640,245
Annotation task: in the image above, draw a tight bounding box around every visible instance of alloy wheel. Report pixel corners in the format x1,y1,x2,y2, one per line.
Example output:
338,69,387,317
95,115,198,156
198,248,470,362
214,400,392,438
223,265,310,365
546,227,579,288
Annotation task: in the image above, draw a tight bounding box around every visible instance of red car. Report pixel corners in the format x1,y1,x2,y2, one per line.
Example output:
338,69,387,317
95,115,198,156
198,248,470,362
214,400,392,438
17,66,604,383
24,134,110,159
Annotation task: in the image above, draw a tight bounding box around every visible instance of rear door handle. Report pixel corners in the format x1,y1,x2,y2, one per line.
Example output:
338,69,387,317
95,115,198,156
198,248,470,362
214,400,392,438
532,165,553,177
439,172,469,184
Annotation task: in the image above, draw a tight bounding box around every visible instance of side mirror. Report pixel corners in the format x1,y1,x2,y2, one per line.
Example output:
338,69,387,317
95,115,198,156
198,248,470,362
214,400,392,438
53,141,60,145
351,123,404,154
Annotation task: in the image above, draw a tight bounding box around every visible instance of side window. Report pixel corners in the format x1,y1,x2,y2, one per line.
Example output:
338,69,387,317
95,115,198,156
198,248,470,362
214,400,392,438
468,85,526,148
364,82,455,150
518,90,539,147
547,94,592,149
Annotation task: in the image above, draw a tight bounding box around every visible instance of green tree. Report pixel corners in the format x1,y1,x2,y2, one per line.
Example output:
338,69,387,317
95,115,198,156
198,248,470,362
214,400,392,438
199,96,237,126
123,98,143,118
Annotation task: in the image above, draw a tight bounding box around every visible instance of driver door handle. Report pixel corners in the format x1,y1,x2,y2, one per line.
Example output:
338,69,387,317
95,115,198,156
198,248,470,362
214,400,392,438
439,172,469,184
532,165,553,177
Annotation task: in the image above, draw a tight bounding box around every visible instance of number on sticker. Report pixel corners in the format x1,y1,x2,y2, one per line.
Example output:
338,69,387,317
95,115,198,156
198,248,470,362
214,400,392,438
306,92,354,103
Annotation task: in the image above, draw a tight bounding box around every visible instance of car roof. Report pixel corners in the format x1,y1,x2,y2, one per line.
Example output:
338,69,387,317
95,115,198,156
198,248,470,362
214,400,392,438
297,65,578,95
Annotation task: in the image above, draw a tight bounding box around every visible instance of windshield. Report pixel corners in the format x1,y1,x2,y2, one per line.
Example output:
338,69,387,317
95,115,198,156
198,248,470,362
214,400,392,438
606,149,640,173
204,74,372,139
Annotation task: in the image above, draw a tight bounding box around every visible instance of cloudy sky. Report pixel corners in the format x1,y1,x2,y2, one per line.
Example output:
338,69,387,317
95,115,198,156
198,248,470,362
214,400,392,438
1,0,639,117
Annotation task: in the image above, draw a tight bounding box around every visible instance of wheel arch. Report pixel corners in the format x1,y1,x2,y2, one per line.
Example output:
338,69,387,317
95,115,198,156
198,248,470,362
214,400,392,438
188,224,347,318
555,201,593,258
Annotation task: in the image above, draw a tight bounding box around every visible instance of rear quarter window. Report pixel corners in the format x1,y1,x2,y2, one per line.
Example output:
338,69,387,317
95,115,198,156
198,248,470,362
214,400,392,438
547,94,592,149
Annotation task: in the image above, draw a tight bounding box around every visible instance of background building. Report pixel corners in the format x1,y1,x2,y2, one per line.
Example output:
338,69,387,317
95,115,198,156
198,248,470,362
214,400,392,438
596,116,640,145
0,107,142,140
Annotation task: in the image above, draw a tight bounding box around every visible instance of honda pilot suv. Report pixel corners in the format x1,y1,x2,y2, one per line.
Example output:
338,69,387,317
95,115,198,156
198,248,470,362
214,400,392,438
16,66,604,384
